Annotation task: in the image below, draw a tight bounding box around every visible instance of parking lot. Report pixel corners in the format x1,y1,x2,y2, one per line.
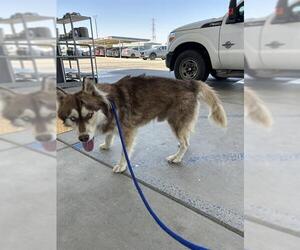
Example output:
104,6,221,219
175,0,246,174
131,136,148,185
57,57,244,249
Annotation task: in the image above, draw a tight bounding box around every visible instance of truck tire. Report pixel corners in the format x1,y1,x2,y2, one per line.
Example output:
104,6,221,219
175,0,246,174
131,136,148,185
211,70,227,80
174,50,209,81
149,53,156,60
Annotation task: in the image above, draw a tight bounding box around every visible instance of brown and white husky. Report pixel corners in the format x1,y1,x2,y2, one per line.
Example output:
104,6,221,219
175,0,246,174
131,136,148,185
57,75,227,172
0,78,56,151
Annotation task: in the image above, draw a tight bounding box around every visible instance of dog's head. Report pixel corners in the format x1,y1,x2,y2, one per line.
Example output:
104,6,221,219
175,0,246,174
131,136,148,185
0,78,57,150
57,78,111,151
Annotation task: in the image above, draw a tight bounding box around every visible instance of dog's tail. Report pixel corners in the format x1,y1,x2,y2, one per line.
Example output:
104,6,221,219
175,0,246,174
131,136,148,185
195,80,227,128
244,87,273,127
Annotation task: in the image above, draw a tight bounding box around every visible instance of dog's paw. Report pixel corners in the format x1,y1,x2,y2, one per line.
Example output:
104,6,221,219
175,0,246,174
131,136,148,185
99,143,110,150
113,164,127,173
166,155,182,164
166,154,176,162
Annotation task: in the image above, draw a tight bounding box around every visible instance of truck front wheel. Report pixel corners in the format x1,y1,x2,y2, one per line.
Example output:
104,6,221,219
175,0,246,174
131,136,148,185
174,50,209,81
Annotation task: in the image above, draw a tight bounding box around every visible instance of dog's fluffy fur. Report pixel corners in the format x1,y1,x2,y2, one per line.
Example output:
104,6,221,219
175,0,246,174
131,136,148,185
244,86,273,127
57,75,227,172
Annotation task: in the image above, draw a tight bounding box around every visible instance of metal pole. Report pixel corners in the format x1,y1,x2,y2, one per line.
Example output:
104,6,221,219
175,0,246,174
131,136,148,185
69,15,81,82
63,22,72,69
89,17,98,81
21,14,39,81
10,23,24,71
93,15,99,38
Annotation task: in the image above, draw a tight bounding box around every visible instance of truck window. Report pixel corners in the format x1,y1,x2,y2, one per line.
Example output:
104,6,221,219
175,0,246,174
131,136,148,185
291,3,300,21
236,3,244,22
226,1,244,24
239,6,244,17
273,1,300,23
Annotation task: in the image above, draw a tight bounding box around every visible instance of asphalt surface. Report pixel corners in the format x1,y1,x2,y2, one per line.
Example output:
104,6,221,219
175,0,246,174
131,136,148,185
57,68,244,249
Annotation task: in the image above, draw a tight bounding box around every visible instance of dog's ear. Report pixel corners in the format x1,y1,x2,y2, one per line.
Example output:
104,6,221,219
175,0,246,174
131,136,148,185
56,87,67,105
41,77,56,92
82,77,110,106
82,77,96,94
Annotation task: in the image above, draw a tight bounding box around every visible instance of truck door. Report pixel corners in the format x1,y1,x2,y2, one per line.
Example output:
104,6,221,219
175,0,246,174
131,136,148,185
260,1,300,70
219,1,244,70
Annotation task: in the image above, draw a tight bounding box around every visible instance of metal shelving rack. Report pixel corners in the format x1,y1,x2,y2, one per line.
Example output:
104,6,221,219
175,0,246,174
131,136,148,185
0,14,55,83
56,14,98,88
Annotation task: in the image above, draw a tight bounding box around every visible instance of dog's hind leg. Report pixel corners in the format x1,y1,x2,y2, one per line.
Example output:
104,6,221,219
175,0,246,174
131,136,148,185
100,132,115,150
166,108,198,164
113,128,137,173
166,118,192,164
166,129,190,164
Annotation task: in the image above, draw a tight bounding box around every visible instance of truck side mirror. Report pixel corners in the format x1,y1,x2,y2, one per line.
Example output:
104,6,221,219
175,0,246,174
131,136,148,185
228,0,237,22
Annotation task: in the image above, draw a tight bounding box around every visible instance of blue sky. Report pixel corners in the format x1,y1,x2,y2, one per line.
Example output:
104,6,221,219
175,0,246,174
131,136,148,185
57,0,229,43
246,0,278,18
0,0,56,18
1,0,282,42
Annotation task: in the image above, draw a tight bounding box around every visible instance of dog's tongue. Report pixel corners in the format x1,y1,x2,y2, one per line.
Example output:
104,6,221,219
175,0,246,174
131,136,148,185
82,138,94,152
42,140,56,152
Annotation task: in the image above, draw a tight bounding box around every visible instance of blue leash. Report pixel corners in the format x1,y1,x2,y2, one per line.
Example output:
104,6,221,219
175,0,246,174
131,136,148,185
111,102,208,250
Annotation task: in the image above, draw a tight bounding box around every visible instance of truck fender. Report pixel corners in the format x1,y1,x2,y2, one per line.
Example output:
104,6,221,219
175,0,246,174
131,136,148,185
168,30,221,69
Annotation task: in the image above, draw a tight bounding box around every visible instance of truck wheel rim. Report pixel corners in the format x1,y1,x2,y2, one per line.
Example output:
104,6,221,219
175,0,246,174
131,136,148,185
180,59,199,79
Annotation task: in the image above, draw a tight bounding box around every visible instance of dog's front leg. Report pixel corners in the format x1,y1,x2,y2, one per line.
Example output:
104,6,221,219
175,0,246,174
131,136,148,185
100,132,115,150
113,128,136,173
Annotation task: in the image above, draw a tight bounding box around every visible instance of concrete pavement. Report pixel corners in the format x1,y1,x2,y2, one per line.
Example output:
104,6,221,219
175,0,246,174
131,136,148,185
244,78,300,249
0,133,56,250
58,146,243,250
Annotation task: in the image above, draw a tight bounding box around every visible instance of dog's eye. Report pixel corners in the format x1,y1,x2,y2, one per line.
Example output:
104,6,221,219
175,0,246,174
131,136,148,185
69,116,77,122
86,112,94,119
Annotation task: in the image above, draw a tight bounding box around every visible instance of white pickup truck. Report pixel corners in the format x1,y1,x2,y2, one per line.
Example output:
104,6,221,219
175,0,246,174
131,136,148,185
166,0,244,81
245,0,300,78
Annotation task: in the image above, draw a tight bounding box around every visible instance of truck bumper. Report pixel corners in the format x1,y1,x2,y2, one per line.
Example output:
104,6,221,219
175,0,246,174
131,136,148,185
166,52,174,71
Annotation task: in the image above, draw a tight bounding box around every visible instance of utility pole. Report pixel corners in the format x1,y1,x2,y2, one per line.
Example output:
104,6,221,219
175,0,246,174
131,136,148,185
152,18,156,42
93,15,99,38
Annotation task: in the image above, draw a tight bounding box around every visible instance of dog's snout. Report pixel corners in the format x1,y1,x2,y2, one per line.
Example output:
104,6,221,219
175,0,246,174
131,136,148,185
79,134,89,142
36,134,52,142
